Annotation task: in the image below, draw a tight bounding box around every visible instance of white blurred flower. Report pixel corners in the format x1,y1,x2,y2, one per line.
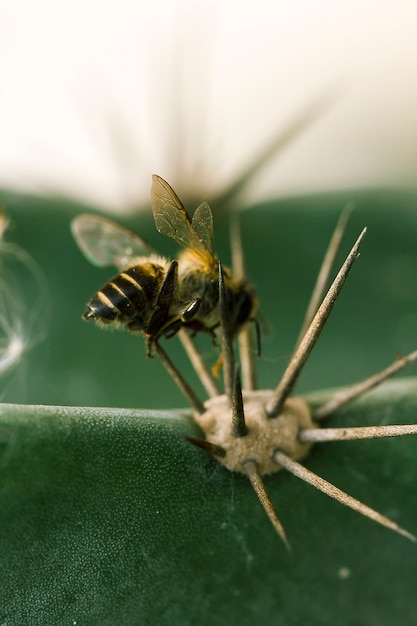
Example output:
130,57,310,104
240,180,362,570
0,0,416,212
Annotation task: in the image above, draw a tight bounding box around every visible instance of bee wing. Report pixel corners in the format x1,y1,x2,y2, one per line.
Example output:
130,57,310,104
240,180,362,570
191,201,214,253
151,174,216,263
71,214,156,269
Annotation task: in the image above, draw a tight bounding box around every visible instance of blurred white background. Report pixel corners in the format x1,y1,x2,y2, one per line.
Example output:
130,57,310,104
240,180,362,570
0,0,416,212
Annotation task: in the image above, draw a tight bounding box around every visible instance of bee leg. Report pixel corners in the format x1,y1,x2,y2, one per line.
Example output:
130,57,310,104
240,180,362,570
162,319,182,339
157,298,201,341
209,327,218,346
211,354,223,379
158,260,178,306
181,298,201,322
145,335,156,359
126,318,145,332
147,260,178,337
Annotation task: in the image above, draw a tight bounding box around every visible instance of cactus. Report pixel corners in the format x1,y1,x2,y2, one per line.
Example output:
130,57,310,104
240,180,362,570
1,192,417,625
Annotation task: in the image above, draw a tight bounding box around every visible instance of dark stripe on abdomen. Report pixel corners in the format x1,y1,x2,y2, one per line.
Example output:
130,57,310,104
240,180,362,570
83,263,165,326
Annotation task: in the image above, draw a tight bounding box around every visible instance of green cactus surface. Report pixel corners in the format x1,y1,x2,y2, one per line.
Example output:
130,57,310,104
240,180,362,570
1,190,417,625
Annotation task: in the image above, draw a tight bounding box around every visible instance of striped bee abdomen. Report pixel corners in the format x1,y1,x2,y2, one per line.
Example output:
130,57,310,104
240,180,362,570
83,263,165,330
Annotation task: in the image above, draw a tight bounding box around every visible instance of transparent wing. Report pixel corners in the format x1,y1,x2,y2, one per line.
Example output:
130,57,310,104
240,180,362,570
192,202,214,253
151,175,215,263
71,214,156,269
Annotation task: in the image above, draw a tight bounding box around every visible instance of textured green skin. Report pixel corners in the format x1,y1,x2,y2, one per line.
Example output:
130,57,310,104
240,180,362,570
1,382,417,625
1,192,417,625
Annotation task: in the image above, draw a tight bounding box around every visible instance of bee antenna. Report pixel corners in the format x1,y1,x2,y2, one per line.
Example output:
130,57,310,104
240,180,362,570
230,211,258,391
251,317,262,358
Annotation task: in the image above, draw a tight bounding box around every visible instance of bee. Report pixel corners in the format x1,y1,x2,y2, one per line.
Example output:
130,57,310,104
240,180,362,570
71,175,257,356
